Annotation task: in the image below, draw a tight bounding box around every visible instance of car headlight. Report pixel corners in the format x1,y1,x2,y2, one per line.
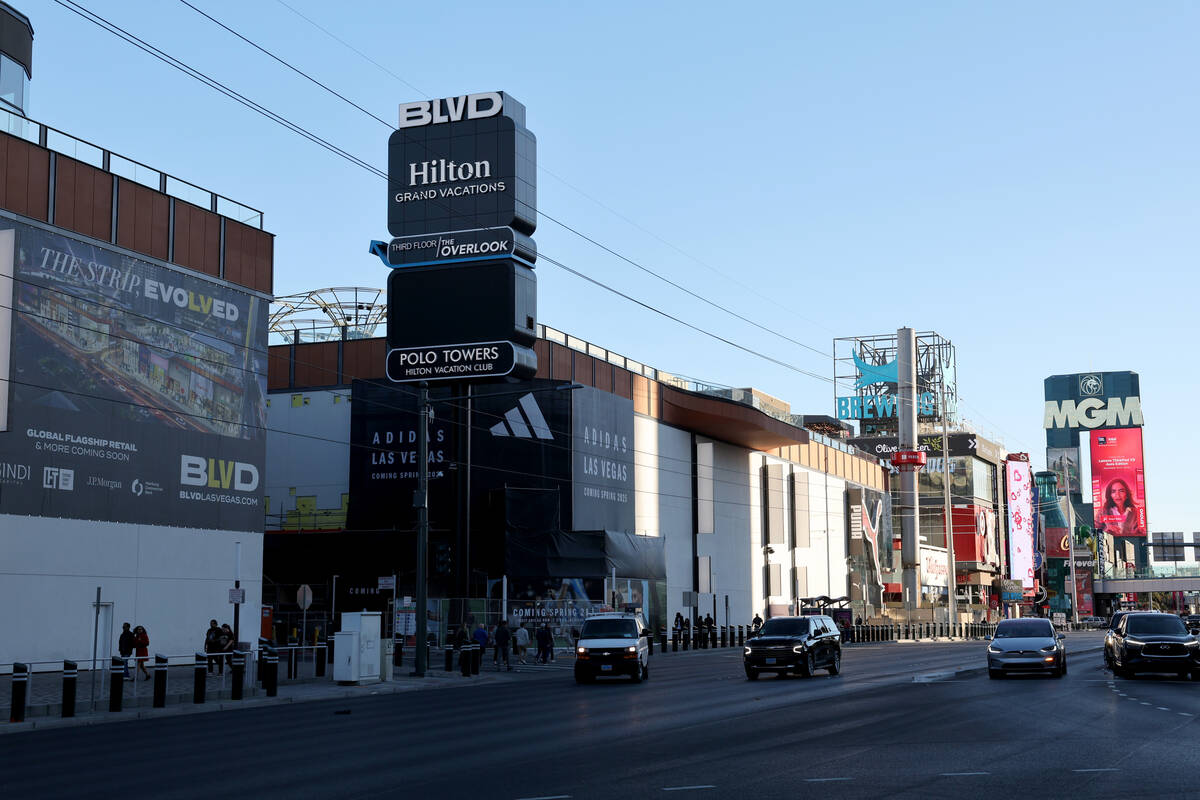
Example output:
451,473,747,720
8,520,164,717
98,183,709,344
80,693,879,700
987,645,1002,653
792,644,806,654
576,647,587,655
1040,644,1058,653
744,646,752,656
627,645,637,653
1186,640,1199,649
1125,638,1144,648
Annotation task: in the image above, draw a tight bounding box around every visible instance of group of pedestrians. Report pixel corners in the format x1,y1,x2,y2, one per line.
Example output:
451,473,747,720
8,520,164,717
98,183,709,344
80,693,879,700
453,620,557,671
117,622,152,681
203,619,237,674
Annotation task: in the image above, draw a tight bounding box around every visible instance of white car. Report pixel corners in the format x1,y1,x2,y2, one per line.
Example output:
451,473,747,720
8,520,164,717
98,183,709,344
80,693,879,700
574,613,650,684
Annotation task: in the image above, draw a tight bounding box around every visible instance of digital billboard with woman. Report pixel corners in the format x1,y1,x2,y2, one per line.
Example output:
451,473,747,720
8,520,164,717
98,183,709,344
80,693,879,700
1090,428,1148,537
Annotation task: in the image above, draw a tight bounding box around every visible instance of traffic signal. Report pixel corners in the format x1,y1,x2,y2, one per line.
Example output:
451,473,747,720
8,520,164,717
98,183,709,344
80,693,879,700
434,543,452,576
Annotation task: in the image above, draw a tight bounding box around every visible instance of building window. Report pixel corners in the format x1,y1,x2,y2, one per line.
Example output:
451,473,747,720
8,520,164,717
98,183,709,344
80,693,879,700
0,54,27,114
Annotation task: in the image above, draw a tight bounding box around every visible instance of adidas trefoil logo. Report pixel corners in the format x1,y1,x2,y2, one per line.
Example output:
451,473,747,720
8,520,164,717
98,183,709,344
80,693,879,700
490,394,553,440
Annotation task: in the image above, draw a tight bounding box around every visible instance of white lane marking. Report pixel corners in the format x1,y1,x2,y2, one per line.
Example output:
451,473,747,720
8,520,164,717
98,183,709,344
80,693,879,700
805,778,852,782
941,772,990,776
1158,707,1171,711
1073,768,1120,773
1140,702,1151,705
517,796,571,800
1180,712,1194,717
662,787,715,792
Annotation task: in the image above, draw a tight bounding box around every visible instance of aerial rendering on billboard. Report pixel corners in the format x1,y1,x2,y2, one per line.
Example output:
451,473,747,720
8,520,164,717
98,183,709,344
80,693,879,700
0,220,267,530
1090,427,1148,537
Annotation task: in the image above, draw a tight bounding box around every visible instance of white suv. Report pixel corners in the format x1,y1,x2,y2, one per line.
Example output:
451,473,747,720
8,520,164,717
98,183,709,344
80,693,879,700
574,613,650,684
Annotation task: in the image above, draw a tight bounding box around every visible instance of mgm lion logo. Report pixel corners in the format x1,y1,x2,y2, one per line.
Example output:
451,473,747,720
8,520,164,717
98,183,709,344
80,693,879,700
1078,374,1103,397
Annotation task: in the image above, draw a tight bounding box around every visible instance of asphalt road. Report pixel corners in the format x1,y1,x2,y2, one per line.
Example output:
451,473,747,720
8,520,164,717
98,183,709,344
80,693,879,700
5,633,1197,799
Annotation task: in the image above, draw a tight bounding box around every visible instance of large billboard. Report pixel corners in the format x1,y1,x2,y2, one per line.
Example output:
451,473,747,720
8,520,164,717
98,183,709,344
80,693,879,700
0,220,267,530
1006,460,1035,588
1090,427,1147,537
571,387,634,532
1044,371,1142,448
1046,446,1081,495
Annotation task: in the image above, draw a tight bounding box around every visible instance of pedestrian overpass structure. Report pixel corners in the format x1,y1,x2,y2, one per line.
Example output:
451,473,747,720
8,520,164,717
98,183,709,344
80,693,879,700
1095,565,1200,595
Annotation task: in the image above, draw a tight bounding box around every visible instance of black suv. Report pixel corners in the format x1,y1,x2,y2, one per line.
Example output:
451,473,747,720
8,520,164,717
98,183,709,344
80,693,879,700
1108,612,1200,678
743,615,842,680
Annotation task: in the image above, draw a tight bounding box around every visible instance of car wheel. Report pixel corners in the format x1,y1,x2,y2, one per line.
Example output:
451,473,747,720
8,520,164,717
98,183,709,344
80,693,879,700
642,663,649,681
1061,657,1067,677
803,651,816,677
630,666,642,684
745,667,759,681
988,668,1003,680
827,650,841,676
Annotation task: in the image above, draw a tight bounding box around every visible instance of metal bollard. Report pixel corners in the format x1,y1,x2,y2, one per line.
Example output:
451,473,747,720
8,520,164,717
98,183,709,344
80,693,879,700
109,657,124,712
193,653,207,704
661,630,668,653
287,638,297,680
264,647,278,697
647,633,654,656
459,645,471,677
257,638,270,685
444,645,455,672
720,626,727,648
62,660,77,719
471,643,481,675
683,629,690,651
10,662,28,723
231,651,245,700
738,626,745,647
672,630,679,652
153,654,168,708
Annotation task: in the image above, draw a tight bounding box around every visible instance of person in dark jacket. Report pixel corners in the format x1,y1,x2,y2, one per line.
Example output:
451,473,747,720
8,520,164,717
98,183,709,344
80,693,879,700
204,619,223,674
535,624,553,664
133,625,151,680
119,622,136,680
494,620,512,671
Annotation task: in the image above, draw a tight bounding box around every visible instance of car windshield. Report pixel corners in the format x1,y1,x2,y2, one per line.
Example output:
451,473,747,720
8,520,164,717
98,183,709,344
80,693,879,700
759,618,809,636
581,619,637,639
994,621,1053,638
1126,616,1187,636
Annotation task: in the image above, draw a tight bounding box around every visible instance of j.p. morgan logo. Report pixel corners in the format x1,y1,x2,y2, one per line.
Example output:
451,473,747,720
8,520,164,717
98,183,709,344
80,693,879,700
1079,374,1103,397
398,92,502,129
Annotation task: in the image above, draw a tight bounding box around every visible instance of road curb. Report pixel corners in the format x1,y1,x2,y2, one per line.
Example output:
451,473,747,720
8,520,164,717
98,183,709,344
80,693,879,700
912,644,1105,683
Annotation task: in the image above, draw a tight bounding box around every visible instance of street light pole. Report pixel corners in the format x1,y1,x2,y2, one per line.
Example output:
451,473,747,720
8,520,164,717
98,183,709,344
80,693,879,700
940,380,958,632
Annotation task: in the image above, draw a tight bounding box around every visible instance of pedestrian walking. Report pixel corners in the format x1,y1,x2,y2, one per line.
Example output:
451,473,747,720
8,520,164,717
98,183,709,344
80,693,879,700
118,622,136,680
204,619,223,674
133,625,151,680
515,622,530,664
494,620,512,671
473,623,489,659
219,624,235,669
536,623,553,664
751,613,763,633
673,612,684,632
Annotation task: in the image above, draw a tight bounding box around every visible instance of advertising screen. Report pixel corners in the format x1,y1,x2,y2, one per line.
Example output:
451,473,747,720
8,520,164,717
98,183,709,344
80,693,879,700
1090,427,1147,537
1046,446,1081,495
1005,460,1035,588
0,220,267,530
571,387,634,532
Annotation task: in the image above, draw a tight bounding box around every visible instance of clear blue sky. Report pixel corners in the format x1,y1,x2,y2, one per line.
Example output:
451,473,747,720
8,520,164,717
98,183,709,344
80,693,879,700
25,1,1198,532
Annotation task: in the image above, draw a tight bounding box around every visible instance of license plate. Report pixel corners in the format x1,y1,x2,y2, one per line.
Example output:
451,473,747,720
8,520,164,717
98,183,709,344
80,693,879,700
601,664,612,671
765,658,777,665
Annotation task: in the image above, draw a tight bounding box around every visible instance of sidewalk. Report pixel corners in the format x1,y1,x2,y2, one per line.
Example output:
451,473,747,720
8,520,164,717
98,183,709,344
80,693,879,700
1,651,572,734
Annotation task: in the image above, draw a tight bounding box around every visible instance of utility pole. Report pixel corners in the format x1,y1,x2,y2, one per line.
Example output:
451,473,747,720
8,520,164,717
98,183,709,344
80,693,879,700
940,379,958,631
898,328,920,615
413,381,429,677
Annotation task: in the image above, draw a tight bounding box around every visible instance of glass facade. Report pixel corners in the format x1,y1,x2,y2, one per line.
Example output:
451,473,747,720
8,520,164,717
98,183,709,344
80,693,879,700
0,53,28,114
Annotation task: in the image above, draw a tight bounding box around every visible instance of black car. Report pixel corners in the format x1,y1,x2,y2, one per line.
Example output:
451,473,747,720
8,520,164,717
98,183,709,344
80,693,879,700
1109,612,1200,678
743,615,842,680
1103,610,1135,670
